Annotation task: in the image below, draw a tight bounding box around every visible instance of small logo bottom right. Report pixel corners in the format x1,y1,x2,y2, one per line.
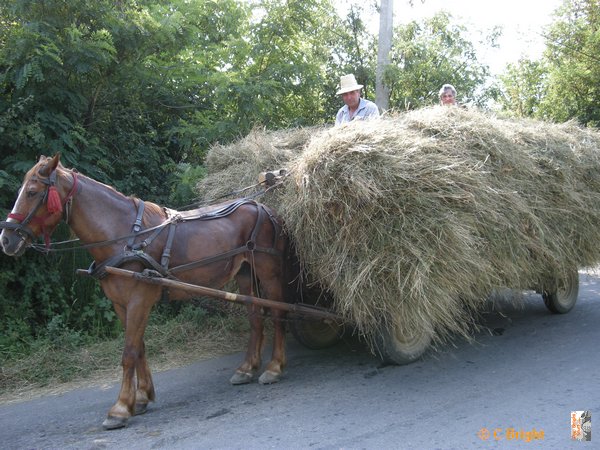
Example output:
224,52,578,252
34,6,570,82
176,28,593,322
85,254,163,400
571,410,591,441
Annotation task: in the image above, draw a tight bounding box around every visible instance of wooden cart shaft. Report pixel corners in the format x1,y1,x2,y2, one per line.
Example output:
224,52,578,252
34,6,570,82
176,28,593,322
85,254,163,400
81,266,342,322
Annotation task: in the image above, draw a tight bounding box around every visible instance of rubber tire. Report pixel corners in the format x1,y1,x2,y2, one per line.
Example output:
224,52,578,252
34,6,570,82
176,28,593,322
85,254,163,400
376,322,433,365
542,268,579,314
289,315,344,350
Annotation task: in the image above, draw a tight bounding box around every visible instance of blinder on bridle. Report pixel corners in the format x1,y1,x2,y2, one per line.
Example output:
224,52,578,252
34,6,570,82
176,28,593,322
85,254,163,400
0,168,79,249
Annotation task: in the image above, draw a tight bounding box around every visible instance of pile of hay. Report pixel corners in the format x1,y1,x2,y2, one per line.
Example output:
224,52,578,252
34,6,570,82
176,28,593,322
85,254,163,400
199,107,600,344
197,126,324,205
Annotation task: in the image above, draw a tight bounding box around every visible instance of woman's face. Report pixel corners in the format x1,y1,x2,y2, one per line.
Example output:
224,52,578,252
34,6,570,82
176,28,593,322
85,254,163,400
440,90,456,105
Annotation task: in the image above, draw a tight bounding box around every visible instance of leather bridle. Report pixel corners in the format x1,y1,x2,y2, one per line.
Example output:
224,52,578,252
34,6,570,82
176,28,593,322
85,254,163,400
1,170,79,249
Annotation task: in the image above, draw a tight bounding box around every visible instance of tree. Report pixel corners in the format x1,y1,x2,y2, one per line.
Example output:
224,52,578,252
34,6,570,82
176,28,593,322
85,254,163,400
0,0,253,347
536,0,600,126
0,0,263,202
497,58,548,117
384,12,493,110
217,0,339,131
316,2,378,121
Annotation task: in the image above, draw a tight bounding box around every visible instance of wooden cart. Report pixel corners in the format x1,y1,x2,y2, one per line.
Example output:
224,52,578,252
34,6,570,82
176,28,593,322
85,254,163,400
97,265,580,365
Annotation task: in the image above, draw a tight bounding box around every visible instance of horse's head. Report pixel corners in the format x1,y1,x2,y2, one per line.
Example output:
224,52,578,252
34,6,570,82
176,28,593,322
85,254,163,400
1,154,76,256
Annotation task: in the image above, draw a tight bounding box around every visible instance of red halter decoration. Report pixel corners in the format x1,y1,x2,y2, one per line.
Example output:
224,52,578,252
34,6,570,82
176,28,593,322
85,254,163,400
47,185,63,214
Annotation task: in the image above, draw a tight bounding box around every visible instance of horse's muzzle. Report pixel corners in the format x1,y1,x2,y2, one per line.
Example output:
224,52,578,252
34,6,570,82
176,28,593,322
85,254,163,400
0,228,30,256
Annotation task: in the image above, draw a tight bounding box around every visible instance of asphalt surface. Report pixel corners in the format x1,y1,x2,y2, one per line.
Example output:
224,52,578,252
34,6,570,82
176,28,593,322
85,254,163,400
1,271,599,449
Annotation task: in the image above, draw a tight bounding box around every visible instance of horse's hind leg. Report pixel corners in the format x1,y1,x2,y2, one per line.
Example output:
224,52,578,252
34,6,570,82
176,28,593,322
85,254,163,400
230,264,264,385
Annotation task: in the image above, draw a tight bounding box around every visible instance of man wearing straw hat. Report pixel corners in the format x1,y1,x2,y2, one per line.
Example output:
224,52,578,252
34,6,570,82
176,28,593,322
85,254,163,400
335,74,380,126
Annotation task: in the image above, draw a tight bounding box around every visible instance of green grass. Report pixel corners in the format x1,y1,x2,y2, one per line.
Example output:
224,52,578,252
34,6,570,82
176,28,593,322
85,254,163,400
0,303,251,403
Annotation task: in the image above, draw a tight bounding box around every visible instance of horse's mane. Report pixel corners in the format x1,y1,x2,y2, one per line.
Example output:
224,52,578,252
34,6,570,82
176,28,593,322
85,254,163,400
53,161,167,222
142,201,166,217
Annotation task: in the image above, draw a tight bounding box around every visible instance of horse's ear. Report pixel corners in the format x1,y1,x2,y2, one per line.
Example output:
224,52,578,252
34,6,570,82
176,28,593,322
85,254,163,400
45,154,63,214
38,153,61,177
48,153,61,171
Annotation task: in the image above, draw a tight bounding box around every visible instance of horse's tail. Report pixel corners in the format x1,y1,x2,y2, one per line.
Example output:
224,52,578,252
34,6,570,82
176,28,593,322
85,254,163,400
283,234,303,305
260,202,329,307
255,202,300,305
281,231,334,308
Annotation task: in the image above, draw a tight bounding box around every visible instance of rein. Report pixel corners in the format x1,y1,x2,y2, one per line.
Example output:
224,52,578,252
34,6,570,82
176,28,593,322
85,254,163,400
30,218,178,253
3,163,287,309
169,174,287,212
25,174,288,254
1,166,288,257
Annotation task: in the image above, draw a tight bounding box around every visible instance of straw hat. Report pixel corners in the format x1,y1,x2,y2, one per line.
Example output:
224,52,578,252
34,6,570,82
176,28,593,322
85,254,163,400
336,74,363,95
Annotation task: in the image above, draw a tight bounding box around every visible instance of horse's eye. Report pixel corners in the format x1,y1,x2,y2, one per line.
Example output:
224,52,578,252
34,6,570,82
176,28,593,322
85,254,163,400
26,190,38,198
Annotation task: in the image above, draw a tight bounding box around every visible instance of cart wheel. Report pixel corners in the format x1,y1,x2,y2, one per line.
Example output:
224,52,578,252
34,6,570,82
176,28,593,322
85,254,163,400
376,321,432,365
290,316,344,350
542,268,579,314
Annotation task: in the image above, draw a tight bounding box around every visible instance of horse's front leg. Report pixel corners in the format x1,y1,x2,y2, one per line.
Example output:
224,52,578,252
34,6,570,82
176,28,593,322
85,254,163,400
103,296,154,430
133,340,155,416
230,269,264,385
258,287,287,385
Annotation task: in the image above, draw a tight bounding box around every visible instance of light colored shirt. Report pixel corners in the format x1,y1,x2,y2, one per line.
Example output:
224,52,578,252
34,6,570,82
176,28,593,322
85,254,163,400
335,98,380,126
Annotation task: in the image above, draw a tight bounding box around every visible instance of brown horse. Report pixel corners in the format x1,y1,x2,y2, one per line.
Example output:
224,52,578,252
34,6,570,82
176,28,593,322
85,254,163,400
0,154,289,429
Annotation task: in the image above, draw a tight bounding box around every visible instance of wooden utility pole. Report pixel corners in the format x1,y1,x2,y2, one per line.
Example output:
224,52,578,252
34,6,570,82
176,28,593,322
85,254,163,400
375,0,393,112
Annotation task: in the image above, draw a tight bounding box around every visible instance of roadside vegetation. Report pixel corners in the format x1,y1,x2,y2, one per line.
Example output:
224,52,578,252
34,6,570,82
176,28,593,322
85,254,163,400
1,0,599,396
0,301,250,403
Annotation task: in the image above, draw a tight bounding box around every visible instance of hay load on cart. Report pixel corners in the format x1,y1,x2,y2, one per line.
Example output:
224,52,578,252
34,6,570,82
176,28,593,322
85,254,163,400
198,107,600,363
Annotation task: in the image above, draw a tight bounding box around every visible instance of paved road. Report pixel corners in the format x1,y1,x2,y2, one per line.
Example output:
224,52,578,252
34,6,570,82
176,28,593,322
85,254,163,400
1,272,599,449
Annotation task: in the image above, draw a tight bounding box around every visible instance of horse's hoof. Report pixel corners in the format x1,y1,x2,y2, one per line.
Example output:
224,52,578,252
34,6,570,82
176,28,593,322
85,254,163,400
134,402,148,416
258,370,281,385
230,370,253,385
102,415,128,430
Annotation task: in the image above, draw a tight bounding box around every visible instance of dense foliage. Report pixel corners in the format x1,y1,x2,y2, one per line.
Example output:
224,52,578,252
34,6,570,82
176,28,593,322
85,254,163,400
498,58,547,117
496,0,600,125
386,12,495,109
540,0,600,126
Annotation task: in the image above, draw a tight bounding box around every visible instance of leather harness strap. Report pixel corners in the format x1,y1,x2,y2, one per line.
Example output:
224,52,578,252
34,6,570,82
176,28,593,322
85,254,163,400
88,250,169,279
167,201,281,275
86,199,282,281
127,200,145,250
160,221,178,269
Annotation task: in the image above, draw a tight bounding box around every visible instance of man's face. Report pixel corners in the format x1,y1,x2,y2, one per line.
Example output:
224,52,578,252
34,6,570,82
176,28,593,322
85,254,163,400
341,89,361,109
